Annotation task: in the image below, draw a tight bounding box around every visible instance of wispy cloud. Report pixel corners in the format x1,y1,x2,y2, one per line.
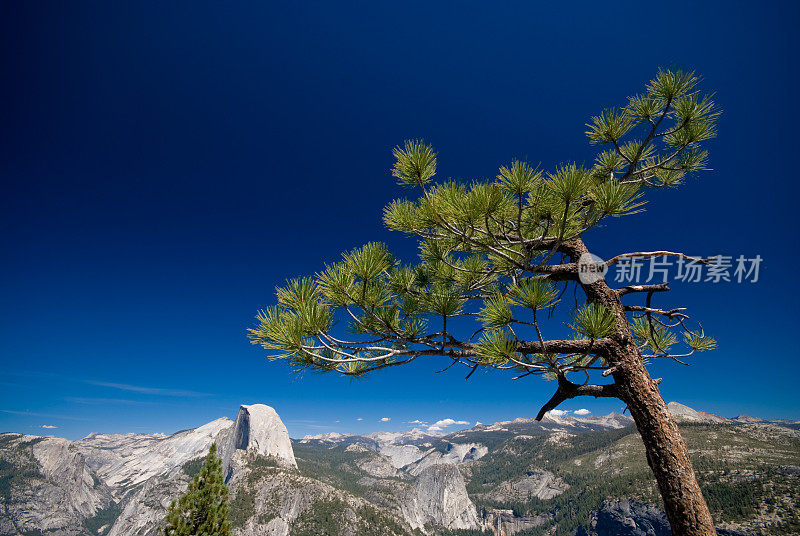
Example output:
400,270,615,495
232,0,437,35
356,417,363,421
87,381,208,397
380,417,391,422
66,397,158,406
42,424,57,429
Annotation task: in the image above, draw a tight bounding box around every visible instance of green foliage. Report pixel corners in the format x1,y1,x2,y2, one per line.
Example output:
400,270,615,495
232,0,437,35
497,160,541,196
588,180,645,217
83,502,122,535
0,438,45,498
161,443,231,536
181,457,204,478
475,330,520,365
228,486,255,529
478,293,514,329
355,504,418,536
392,139,437,186
510,279,559,311
567,303,615,339
250,68,718,383
546,164,595,203
685,329,717,352
294,441,404,496
291,497,349,536
702,479,763,522
630,317,676,354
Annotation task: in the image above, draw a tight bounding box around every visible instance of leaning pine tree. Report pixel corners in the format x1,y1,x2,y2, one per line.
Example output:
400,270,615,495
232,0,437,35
250,69,721,536
161,443,231,536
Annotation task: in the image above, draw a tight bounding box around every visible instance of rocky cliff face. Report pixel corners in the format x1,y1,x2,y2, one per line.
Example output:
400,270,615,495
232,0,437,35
480,508,550,536
220,404,296,480
401,464,480,531
574,500,754,536
106,465,191,536
576,499,672,536
0,404,313,536
0,434,114,536
406,442,488,476
227,453,414,536
479,469,569,502
104,403,298,536
74,417,232,497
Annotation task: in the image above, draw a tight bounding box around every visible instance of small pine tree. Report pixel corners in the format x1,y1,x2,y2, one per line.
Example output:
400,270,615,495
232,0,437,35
161,443,232,536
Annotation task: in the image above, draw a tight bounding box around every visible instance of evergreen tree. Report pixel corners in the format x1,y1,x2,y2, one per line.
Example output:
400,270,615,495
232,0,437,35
161,443,231,536
249,69,721,535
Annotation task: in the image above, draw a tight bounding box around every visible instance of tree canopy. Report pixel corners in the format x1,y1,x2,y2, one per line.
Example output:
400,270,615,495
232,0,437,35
249,69,718,398
161,443,231,536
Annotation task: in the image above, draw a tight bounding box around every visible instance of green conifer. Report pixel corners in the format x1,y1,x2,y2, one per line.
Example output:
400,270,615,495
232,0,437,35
161,443,231,536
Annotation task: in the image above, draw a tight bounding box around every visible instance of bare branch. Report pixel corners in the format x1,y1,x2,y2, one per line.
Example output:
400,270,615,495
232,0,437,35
616,283,670,296
624,305,688,320
606,251,711,266
535,375,620,421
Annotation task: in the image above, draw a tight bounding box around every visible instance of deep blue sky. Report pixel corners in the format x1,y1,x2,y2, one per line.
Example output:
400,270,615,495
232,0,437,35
2,2,799,440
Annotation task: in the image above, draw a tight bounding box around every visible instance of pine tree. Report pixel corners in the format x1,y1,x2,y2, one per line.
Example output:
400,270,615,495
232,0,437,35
161,443,231,536
249,69,721,535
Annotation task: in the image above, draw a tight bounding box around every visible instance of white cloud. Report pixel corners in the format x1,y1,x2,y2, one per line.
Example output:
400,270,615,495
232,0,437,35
380,417,391,422
356,417,363,421
42,424,57,429
409,419,426,425
574,409,591,416
426,418,470,432
431,418,469,428
547,409,569,417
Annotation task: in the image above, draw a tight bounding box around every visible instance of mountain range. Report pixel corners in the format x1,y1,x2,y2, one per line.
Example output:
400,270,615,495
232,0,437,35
1,402,798,536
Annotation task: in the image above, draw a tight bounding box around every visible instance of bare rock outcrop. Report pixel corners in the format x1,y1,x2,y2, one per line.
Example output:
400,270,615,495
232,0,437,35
108,404,297,536
481,469,569,502
667,402,730,424
406,442,488,475
74,417,232,497
402,464,480,531
481,508,550,536
220,404,296,480
0,434,114,536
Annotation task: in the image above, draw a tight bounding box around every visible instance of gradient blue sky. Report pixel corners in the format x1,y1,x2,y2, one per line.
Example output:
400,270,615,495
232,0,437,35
2,2,799,440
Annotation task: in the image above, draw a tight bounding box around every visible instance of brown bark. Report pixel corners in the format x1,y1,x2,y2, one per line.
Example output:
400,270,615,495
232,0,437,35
561,237,717,536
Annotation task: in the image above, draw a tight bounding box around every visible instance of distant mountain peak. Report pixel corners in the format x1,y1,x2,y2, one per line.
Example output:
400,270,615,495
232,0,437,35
667,402,730,424
224,403,296,467
734,414,764,423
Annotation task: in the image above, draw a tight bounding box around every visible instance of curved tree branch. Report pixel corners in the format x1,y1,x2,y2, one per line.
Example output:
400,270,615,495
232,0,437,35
535,374,620,421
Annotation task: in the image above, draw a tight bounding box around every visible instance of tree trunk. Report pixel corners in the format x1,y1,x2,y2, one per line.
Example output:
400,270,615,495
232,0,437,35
564,238,716,536
612,345,717,536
